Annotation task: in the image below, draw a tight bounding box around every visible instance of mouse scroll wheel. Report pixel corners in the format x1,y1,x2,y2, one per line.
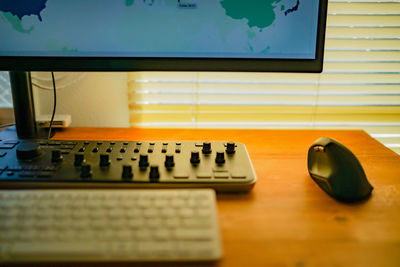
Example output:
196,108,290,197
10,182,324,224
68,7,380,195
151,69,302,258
313,145,325,152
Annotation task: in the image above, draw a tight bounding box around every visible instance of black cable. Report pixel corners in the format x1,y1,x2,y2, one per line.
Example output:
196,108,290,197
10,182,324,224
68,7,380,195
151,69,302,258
48,72,57,139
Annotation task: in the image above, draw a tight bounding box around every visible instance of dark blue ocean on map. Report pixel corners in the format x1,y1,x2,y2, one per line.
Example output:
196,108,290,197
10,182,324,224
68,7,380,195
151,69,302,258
0,0,47,21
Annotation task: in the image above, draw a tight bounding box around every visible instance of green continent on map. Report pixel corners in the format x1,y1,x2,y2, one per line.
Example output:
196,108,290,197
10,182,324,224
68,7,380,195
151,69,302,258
220,0,280,29
47,39,78,53
1,12,33,34
125,0,157,7
125,0,134,6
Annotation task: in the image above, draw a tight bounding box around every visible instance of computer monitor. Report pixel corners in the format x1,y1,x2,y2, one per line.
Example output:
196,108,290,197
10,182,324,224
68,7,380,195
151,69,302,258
0,0,328,137
0,0,327,72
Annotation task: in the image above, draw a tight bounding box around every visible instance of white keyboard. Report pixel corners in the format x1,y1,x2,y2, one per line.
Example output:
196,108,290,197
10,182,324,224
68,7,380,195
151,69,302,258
0,189,222,262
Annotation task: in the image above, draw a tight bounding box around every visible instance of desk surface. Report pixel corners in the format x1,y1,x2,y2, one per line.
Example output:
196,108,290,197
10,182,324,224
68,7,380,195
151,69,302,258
54,128,400,267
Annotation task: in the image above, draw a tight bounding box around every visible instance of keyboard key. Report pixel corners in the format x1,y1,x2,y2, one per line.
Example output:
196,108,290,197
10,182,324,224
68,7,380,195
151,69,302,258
174,229,214,240
154,229,171,241
138,241,174,256
136,229,152,241
182,218,211,228
179,208,195,218
10,242,104,258
165,218,181,228
161,208,177,217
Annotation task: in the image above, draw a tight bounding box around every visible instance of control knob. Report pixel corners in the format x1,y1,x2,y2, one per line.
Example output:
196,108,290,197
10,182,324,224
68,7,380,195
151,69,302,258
80,164,92,178
99,154,110,167
164,154,175,168
202,142,212,154
51,150,63,163
149,165,160,182
16,142,41,160
226,142,236,154
190,151,200,164
215,152,225,164
74,153,85,166
139,154,149,168
122,165,133,179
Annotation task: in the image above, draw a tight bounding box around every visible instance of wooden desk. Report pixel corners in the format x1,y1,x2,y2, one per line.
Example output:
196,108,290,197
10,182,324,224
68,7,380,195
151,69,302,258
54,128,400,267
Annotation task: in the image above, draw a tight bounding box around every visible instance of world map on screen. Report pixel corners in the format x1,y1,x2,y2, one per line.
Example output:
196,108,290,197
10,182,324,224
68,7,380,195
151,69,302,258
0,0,319,59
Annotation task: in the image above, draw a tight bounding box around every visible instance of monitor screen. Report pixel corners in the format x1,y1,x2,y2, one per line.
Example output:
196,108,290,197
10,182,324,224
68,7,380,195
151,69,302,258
0,0,327,72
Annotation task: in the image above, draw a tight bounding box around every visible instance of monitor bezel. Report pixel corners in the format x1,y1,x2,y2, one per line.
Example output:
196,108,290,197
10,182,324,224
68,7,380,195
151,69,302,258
0,0,328,73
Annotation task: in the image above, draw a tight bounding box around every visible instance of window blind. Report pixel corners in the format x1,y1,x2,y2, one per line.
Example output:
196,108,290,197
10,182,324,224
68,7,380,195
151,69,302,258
0,72,12,108
127,0,400,154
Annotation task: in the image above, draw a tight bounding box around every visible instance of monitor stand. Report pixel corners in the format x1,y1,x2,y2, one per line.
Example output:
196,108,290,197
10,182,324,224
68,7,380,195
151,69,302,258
3,71,52,140
9,71,37,139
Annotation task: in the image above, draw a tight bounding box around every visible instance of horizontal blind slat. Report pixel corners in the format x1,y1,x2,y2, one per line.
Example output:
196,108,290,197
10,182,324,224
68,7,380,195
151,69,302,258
324,51,400,60
328,2,400,13
327,15,400,26
326,27,400,38
325,39,400,49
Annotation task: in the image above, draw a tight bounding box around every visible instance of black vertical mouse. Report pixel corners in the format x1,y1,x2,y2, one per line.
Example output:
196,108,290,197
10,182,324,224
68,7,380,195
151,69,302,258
307,137,373,202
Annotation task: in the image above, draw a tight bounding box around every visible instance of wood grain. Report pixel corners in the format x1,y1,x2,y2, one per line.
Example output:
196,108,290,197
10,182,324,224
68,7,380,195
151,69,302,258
53,128,400,267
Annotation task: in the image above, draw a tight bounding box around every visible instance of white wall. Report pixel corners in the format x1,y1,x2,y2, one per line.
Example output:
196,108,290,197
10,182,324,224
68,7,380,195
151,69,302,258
32,72,130,127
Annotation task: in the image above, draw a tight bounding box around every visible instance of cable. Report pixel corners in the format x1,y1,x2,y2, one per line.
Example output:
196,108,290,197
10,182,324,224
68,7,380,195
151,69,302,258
48,72,57,140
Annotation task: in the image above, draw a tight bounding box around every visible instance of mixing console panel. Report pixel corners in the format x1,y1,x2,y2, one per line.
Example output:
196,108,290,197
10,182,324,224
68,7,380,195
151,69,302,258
0,140,256,192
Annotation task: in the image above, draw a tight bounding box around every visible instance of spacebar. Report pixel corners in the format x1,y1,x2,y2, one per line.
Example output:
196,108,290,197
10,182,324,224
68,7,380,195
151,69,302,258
10,242,104,258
